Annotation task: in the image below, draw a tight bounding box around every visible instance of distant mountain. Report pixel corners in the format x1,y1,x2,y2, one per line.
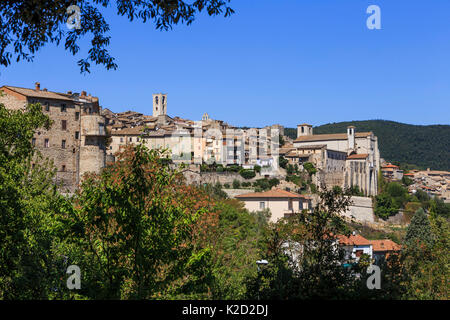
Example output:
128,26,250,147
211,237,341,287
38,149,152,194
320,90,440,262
284,120,450,171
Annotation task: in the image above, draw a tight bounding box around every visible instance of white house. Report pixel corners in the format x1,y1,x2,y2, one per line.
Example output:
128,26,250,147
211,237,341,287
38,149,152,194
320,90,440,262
235,188,312,223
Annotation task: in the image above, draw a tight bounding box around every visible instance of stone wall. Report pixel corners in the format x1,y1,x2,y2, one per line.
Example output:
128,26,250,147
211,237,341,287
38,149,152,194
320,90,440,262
342,196,375,223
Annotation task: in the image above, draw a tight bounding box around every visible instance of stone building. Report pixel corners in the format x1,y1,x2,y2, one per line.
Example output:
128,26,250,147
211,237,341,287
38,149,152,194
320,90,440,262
0,82,107,192
107,95,281,169
287,124,380,196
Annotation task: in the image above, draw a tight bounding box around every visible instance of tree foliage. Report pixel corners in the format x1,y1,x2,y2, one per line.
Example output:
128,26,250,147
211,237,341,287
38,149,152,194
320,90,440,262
61,145,219,299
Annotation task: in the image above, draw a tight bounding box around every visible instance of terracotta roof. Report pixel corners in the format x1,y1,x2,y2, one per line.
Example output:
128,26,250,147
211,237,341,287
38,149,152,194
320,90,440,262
382,164,399,169
337,234,371,246
369,239,401,252
294,132,373,143
2,85,73,101
347,153,369,160
236,188,311,199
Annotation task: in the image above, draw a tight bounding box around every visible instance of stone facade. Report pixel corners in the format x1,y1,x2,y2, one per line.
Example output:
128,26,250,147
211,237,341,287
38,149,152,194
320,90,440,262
289,125,380,196
0,83,107,192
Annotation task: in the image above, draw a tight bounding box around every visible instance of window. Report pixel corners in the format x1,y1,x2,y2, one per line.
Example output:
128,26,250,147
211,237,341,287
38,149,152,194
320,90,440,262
61,104,67,112
44,102,49,112
62,165,66,172
32,138,36,146
120,137,124,143
259,202,265,210
61,140,66,149
75,112,80,121
75,131,79,140
44,139,49,148
99,123,105,135
129,137,132,142
61,120,67,130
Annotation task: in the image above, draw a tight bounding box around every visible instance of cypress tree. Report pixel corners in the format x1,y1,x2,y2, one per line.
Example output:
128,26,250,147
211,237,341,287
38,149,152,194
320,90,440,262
405,208,433,247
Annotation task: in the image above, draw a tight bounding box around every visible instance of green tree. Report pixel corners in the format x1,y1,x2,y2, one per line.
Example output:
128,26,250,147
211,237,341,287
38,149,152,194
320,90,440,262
245,188,361,299
61,145,218,299
405,208,433,248
0,0,234,73
239,169,256,180
0,103,70,299
279,156,288,169
209,199,269,299
303,162,317,176
374,193,398,220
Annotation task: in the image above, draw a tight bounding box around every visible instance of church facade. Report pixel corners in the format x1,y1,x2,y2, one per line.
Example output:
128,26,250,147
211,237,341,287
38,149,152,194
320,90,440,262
284,124,380,196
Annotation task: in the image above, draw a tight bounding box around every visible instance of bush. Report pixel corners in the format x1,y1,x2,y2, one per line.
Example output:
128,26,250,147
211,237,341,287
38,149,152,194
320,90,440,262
253,165,261,173
224,183,230,189
240,169,256,180
226,165,241,172
253,178,271,191
242,182,251,188
268,178,280,188
279,156,288,169
303,162,317,176
232,179,241,189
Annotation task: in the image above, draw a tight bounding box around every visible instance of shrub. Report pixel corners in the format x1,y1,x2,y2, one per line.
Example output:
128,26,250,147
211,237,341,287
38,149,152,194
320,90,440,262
232,179,241,189
240,169,256,180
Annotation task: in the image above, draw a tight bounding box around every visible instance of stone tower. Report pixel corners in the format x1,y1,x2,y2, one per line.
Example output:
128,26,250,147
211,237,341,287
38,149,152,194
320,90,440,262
152,93,167,117
79,100,107,180
297,123,313,138
347,126,355,153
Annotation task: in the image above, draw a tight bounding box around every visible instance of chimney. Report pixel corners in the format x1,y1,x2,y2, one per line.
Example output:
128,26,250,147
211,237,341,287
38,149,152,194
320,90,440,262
43,88,48,92
35,82,40,91
81,90,87,97
67,91,72,95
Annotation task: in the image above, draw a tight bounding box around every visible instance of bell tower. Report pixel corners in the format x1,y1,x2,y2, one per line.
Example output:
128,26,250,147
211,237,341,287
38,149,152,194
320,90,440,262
152,93,167,117
297,123,313,138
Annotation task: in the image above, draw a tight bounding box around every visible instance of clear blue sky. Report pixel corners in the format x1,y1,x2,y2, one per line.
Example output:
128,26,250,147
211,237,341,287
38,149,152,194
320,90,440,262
1,0,450,127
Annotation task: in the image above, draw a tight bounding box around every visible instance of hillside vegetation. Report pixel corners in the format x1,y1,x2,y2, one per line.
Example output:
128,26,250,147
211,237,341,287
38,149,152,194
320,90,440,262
285,120,450,171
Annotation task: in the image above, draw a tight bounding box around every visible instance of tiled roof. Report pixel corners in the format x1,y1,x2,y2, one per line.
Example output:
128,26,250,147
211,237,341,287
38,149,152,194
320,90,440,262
369,239,401,252
347,154,369,160
337,234,371,246
296,144,327,150
236,188,311,199
382,164,399,169
111,126,144,135
294,132,373,143
2,85,73,101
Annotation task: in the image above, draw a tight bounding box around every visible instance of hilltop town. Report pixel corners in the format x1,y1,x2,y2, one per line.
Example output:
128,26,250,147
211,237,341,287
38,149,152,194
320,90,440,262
1,82,449,226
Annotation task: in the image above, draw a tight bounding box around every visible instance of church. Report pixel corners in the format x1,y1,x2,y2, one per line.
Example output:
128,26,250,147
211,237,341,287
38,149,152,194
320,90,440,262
282,124,380,196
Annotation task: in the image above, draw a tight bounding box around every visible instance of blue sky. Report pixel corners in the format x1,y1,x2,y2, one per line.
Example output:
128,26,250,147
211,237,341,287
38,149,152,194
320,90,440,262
1,0,450,127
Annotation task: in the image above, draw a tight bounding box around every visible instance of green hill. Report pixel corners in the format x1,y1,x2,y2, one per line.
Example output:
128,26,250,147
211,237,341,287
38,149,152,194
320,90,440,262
284,120,450,171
